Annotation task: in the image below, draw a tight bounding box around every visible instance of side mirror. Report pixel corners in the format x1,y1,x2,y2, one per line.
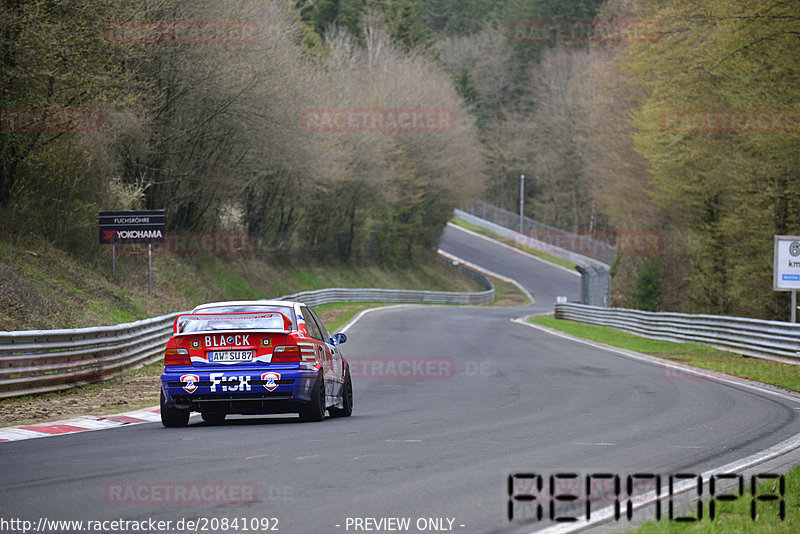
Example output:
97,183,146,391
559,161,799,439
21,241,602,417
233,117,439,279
332,332,347,345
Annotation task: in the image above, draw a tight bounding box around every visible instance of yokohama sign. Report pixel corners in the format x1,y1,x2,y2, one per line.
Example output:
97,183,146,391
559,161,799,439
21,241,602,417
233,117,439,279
99,210,166,244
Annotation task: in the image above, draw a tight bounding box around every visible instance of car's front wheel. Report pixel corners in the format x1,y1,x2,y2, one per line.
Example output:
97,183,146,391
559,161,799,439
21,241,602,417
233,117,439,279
160,391,190,427
299,374,325,422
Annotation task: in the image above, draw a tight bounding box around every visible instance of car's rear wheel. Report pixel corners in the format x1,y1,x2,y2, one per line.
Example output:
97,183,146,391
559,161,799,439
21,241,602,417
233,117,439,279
299,374,325,422
201,411,226,425
160,391,190,427
329,370,352,418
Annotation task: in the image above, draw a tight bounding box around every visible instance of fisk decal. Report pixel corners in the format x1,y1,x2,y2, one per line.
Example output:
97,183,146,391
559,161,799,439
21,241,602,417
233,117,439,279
210,373,251,392
180,374,199,393
261,372,280,392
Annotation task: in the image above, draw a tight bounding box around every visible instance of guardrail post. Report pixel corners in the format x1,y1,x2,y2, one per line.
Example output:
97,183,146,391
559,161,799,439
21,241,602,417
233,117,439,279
574,265,610,307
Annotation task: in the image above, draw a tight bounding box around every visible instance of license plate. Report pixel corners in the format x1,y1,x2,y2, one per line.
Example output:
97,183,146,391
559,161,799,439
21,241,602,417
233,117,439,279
209,350,254,362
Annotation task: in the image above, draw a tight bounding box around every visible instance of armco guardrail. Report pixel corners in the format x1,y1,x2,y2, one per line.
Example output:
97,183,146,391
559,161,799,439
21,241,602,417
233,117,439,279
279,287,493,307
0,280,493,399
0,313,183,399
555,302,800,364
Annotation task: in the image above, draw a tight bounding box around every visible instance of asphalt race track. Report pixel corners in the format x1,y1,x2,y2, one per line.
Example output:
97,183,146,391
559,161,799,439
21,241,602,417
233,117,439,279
2,224,799,533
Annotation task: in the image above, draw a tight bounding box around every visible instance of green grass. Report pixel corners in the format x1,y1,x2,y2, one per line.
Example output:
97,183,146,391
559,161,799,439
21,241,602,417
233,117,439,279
450,217,577,271
484,275,530,306
314,302,390,332
633,465,798,532
528,315,800,391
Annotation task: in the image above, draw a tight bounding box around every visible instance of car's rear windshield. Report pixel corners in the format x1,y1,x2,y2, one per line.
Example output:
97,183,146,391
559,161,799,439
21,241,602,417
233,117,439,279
182,305,297,332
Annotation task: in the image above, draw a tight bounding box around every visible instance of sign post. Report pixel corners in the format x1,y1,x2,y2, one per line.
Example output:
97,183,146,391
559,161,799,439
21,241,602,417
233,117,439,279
519,174,525,233
148,242,152,294
99,210,166,294
773,236,800,322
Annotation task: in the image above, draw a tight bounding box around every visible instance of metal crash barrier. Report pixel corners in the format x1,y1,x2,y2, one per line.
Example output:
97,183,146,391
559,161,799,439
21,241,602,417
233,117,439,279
0,274,493,399
555,301,800,363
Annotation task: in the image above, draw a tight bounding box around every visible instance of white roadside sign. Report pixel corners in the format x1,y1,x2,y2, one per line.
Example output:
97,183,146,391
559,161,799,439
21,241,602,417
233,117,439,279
773,236,800,290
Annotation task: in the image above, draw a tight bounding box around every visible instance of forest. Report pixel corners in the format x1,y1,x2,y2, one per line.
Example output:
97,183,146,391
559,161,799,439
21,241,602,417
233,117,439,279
2,0,799,319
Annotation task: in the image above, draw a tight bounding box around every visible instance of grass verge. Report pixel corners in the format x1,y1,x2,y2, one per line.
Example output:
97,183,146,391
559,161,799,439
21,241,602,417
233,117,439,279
314,302,391,332
528,315,800,391
484,275,530,306
634,466,797,532
450,217,577,271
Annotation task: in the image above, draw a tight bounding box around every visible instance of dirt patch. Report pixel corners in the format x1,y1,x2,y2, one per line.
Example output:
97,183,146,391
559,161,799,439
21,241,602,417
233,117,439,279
0,366,162,427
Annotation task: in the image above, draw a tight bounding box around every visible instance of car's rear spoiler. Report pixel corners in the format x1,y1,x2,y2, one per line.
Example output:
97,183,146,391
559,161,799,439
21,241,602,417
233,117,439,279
173,312,293,335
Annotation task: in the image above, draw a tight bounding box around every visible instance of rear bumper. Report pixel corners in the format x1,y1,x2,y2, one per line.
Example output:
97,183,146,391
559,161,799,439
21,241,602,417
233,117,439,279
161,367,318,414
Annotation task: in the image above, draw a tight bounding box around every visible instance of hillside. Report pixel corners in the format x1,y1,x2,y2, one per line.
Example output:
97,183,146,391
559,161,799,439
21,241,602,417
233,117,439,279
0,235,483,331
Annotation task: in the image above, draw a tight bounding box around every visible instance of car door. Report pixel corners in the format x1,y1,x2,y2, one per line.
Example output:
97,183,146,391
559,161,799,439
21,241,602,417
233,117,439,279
306,307,344,397
299,306,335,399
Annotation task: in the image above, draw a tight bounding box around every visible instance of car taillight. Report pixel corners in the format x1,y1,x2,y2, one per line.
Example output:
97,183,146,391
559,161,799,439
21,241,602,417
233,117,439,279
272,345,301,363
165,347,190,366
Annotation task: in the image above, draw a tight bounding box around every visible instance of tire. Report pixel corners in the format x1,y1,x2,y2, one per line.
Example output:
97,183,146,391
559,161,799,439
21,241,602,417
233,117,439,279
299,374,325,422
201,411,226,425
329,370,352,418
160,391,190,428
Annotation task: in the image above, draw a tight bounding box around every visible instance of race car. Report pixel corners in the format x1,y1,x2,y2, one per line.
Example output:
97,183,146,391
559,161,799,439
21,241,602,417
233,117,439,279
159,300,352,426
